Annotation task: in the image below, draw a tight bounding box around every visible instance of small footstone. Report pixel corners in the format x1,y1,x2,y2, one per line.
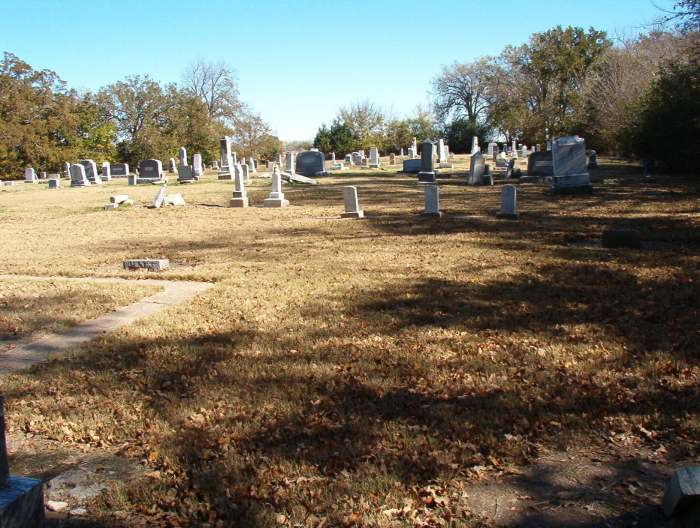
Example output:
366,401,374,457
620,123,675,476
122,259,169,272
602,229,641,249
110,194,130,204
103,203,119,211
663,467,700,521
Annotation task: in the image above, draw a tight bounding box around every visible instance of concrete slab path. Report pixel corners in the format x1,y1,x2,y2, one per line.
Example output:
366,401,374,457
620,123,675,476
0,275,214,375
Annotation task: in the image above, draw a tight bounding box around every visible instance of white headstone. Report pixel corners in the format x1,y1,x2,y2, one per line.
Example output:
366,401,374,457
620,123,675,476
70,163,90,187
421,184,442,217
438,139,447,162
24,167,37,183
193,153,203,179
552,136,591,191
497,185,518,218
229,153,249,208
341,186,364,218
369,147,380,168
101,161,111,181
471,137,480,155
263,165,289,207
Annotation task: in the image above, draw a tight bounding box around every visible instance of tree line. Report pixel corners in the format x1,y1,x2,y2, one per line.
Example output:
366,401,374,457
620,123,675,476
0,56,283,179
313,1,699,172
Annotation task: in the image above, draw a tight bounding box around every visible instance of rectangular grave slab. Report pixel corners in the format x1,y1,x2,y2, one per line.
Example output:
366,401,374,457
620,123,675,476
123,259,170,272
138,159,164,183
110,195,130,204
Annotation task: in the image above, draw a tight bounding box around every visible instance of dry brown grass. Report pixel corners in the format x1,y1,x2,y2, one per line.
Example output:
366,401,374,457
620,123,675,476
1,157,699,526
0,278,161,342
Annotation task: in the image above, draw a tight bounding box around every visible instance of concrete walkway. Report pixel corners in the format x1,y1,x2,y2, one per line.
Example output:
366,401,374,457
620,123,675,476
0,275,214,375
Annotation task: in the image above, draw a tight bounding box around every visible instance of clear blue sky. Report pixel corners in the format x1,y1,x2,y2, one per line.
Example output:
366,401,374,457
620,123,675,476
1,0,674,141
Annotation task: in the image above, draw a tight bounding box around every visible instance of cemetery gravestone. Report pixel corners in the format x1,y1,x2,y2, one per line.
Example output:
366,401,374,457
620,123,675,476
285,152,296,174
369,147,380,168
48,178,60,189
497,185,518,219
138,159,164,183
402,158,421,173
341,186,364,218
417,140,436,183
178,147,187,168
264,166,289,207
193,153,203,179
421,184,443,217
80,159,101,184
390,153,396,165
230,154,249,208
487,142,497,157
468,153,486,185
241,163,249,183
123,259,169,271
663,467,700,521
527,151,553,177
438,139,447,163
112,163,129,177
551,136,592,193
168,158,177,173
63,161,70,179
296,150,326,176
588,150,598,170
218,136,233,179
471,136,480,155
24,168,37,183
411,138,417,156
101,161,112,181
0,396,45,526
70,164,90,187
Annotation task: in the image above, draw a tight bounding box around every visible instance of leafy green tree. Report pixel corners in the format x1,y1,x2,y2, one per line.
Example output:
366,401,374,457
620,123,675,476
313,119,357,156
442,118,490,154
338,100,385,151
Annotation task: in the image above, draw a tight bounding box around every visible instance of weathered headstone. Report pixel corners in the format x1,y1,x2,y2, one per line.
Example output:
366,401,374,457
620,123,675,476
296,150,325,176
421,184,442,217
218,136,233,180
437,139,447,163
112,163,129,178
24,168,37,183
512,139,518,159
402,158,421,173
178,147,187,168
369,147,380,168
138,159,164,183
229,153,249,207
468,153,486,185
588,150,598,170
150,185,167,208
69,164,90,187
400,148,405,157
248,157,256,174
241,163,249,183
417,140,436,183
63,161,70,179
48,178,60,189
471,136,480,155
80,159,101,184
285,152,296,174
341,186,364,218
192,153,203,179
487,142,497,157
411,137,417,157
663,467,700,521
264,166,289,207
390,153,396,165
527,151,553,177
177,164,195,183
168,158,177,173
123,259,169,271
497,185,518,219
0,396,45,526
551,136,592,193
101,161,112,181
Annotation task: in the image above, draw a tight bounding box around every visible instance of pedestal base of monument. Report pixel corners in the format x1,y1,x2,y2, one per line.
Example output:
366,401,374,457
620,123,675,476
341,210,364,219
229,194,249,208
420,211,443,218
217,172,233,180
0,476,44,528
369,164,380,169
263,193,289,208
417,172,436,183
551,173,592,194
496,212,518,219
438,163,453,169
